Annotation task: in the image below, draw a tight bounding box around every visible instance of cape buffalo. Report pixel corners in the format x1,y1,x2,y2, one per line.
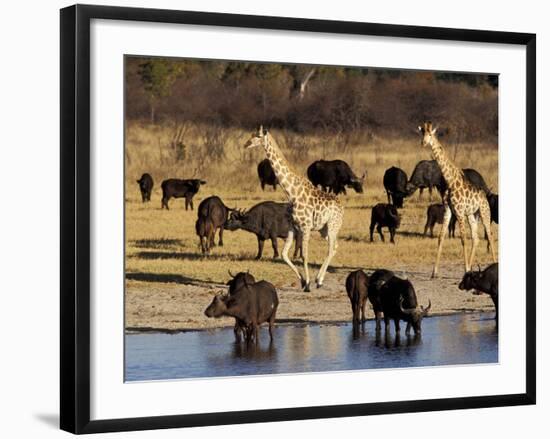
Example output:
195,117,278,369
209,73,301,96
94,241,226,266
195,196,230,254
379,275,431,335
204,280,279,343
424,203,457,238
224,201,303,260
383,166,411,208
370,203,401,243
367,269,395,331
226,271,256,341
459,263,498,321
137,173,154,202
307,159,366,195
406,160,444,201
345,270,369,325
257,159,278,191
161,178,207,210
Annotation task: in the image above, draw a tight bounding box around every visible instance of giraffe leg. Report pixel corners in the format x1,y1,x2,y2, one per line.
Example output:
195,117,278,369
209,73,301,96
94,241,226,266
281,229,304,287
457,217,470,272
432,205,452,278
467,213,479,271
480,205,497,263
316,229,338,288
301,229,311,292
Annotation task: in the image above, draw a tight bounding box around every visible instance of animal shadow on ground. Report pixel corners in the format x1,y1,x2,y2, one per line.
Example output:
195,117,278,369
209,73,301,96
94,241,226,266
132,238,183,249
397,230,429,239
126,272,210,285
133,251,239,261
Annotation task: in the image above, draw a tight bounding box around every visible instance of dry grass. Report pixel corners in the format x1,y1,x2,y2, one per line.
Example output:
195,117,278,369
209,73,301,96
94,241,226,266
125,121,498,289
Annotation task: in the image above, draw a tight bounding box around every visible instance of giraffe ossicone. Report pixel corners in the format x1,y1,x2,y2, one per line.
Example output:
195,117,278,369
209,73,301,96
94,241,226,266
244,127,344,291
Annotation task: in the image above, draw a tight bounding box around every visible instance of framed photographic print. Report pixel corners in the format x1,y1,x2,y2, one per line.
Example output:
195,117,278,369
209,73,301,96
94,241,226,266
60,4,536,434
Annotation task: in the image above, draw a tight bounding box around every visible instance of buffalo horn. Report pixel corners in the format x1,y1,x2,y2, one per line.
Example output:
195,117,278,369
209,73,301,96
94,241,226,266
421,299,432,316
228,270,235,278
399,298,415,315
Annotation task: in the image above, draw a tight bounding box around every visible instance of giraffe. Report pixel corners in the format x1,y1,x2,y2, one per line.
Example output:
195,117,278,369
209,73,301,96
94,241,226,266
418,121,496,278
244,126,344,291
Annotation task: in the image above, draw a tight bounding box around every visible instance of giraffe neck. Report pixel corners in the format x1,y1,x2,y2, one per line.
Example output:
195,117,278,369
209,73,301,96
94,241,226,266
430,138,462,189
263,134,302,201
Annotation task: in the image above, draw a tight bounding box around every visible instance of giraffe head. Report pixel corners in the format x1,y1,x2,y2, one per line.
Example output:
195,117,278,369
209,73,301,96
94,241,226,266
244,125,267,149
418,121,438,148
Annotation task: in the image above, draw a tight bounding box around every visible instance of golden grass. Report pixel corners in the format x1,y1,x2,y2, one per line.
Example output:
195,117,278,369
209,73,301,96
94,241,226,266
125,121,498,289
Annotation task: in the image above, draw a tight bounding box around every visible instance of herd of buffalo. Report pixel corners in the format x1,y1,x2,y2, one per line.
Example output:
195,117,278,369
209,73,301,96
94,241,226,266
135,156,499,344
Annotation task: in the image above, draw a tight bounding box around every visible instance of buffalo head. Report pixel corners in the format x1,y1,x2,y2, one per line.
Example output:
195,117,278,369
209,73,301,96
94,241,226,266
224,209,248,230
399,298,431,334
350,171,367,194
458,266,484,291
204,291,229,318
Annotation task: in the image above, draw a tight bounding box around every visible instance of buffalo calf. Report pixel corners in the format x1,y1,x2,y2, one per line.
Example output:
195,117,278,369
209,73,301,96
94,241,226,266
370,203,401,243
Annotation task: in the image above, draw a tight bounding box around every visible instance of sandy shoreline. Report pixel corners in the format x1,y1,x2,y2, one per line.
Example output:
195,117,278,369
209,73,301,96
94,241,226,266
125,263,496,333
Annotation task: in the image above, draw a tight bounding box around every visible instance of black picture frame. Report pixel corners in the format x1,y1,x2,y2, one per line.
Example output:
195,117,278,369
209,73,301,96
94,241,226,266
60,4,536,434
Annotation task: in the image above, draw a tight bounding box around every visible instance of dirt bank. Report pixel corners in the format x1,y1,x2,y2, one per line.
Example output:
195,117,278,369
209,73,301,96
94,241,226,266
125,263,495,333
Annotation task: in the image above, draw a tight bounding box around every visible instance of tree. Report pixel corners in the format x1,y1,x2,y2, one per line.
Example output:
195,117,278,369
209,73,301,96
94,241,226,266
288,66,317,100
138,59,183,123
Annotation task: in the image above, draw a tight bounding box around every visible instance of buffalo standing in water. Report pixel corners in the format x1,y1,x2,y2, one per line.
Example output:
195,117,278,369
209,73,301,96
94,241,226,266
205,280,279,343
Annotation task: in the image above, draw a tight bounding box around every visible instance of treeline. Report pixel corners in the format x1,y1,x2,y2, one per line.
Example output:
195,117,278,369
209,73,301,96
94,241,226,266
125,57,498,143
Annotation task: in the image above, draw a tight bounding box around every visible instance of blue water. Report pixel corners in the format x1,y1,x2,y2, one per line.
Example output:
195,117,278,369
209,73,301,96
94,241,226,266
125,313,498,382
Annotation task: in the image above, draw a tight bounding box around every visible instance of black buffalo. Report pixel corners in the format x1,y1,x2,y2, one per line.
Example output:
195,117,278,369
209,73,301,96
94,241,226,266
257,159,278,191
137,173,154,202
195,196,230,254
383,166,411,208
226,271,256,341
161,178,207,210
225,202,303,260
379,275,431,335
367,269,395,331
459,263,498,321
370,203,401,244
424,203,457,238
204,280,279,343
345,270,369,325
307,159,366,195
406,160,444,201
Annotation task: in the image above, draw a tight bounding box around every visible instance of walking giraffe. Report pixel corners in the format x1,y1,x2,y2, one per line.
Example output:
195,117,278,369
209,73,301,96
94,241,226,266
244,126,344,291
418,121,496,277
